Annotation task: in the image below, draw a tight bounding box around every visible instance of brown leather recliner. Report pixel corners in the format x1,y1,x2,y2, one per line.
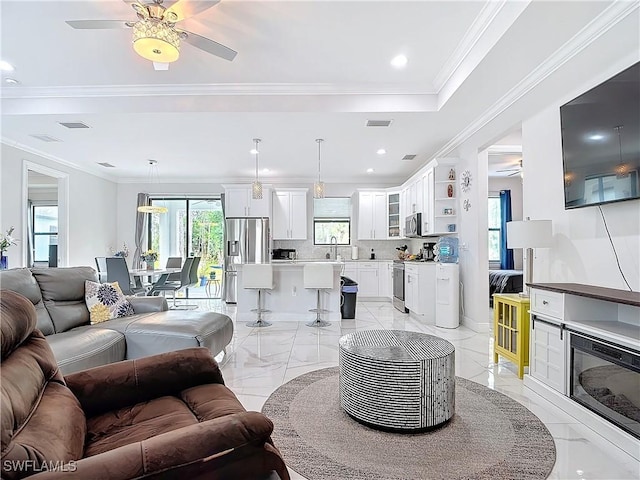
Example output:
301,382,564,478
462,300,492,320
0,290,289,480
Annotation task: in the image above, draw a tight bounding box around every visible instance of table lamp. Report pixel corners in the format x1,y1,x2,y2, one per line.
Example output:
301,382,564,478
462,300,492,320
506,219,553,297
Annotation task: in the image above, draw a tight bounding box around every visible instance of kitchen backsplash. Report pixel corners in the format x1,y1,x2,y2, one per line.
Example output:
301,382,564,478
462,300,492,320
273,240,407,261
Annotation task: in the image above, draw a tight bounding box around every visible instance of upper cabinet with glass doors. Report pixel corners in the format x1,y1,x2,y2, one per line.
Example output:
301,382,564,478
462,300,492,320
223,185,272,218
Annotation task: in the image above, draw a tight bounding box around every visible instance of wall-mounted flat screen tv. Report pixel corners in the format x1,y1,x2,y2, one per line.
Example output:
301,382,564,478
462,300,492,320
560,62,639,209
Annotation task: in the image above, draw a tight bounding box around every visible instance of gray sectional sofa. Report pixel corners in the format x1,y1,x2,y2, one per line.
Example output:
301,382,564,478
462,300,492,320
0,267,234,374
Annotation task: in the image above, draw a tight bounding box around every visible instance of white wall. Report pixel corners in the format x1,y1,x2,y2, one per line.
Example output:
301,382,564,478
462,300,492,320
489,176,524,270
455,148,490,332
523,106,639,291
0,144,117,268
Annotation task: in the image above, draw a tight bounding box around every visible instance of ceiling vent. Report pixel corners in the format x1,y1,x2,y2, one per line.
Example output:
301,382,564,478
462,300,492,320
97,162,116,168
366,119,393,127
30,134,61,142
59,121,90,129
402,154,417,161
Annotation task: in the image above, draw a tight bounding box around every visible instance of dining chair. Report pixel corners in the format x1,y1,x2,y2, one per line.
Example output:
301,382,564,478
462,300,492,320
94,257,108,283
148,257,195,308
105,257,147,296
165,256,183,282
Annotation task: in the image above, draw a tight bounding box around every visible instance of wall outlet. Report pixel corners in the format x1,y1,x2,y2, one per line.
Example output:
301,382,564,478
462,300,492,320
292,286,297,296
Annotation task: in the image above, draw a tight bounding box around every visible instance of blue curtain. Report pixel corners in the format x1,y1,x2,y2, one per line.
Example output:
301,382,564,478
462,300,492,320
500,190,514,270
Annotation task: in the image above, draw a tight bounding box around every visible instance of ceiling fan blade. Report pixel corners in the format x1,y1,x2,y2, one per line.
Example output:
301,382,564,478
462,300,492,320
496,168,519,173
179,29,237,61
165,0,220,22
508,171,521,177
66,20,131,29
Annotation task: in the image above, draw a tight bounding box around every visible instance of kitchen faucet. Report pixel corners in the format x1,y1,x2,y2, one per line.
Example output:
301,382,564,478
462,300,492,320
330,235,338,260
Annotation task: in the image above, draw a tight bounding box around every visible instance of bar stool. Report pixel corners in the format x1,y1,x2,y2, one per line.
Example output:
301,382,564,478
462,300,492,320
243,264,274,327
303,263,333,327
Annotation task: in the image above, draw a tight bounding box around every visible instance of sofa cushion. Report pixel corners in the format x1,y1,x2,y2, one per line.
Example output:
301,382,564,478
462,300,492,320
0,268,55,335
85,280,134,324
32,266,96,333
94,311,234,360
84,383,247,458
46,327,126,375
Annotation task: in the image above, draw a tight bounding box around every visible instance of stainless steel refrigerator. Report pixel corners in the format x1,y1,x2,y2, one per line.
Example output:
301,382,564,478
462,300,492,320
223,217,270,303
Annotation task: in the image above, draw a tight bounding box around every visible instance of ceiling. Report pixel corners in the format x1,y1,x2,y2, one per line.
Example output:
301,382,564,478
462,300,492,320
1,0,638,185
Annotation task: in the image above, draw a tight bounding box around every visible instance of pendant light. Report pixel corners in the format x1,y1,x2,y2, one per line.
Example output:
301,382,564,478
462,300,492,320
252,138,263,199
614,125,628,179
314,138,325,199
137,159,168,214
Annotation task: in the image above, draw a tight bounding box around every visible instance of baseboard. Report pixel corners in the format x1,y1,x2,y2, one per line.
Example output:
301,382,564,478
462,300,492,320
523,375,640,461
461,315,490,333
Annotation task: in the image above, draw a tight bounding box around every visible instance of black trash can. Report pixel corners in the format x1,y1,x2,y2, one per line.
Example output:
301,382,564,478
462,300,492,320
340,276,358,319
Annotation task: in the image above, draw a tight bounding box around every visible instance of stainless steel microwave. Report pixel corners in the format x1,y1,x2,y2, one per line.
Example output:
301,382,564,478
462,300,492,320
405,213,422,237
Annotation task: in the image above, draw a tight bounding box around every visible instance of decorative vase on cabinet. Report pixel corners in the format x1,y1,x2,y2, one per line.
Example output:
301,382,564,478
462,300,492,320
0,255,7,270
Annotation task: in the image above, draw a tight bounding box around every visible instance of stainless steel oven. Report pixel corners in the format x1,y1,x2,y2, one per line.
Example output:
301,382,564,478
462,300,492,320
392,260,408,313
569,332,640,439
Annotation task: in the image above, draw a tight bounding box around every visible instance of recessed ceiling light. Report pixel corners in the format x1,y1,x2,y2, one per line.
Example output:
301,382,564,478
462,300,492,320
250,148,258,154
391,54,408,68
4,78,19,85
377,148,386,155
367,168,375,173
0,60,14,71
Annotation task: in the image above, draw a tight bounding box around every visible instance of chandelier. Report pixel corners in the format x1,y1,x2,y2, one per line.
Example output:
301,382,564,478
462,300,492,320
314,139,325,199
137,160,168,214
252,138,263,199
132,18,180,63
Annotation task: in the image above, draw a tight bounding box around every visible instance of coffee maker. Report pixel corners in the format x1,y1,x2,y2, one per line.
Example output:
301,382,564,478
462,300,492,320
422,242,436,261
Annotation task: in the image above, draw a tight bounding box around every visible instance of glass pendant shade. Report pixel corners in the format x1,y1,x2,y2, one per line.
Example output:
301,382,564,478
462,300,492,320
252,180,263,199
132,19,180,63
314,138,325,198
313,181,325,199
251,138,263,199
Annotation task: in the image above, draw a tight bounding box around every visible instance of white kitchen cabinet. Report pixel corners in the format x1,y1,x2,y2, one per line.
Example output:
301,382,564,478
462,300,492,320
405,263,437,319
272,189,307,240
387,191,401,238
530,315,567,394
357,191,387,240
224,185,272,218
378,261,393,298
356,262,379,297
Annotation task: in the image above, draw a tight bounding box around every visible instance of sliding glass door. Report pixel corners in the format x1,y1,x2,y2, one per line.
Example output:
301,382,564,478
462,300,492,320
149,197,223,298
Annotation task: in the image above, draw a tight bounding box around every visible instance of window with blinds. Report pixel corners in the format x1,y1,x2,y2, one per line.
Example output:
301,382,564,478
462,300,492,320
313,197,351,245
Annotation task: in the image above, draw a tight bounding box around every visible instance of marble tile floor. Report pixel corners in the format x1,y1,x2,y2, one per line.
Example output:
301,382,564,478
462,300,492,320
196,299,639,480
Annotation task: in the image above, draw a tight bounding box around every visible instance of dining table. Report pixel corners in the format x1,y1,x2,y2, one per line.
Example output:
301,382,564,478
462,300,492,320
129,268,182,295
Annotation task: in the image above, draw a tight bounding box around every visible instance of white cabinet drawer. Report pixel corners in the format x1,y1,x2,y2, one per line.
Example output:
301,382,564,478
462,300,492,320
358,262,378,269
405,264,418,274
531,289,564,319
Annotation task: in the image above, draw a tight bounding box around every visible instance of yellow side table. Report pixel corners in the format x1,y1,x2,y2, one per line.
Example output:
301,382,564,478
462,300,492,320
493,293,530,379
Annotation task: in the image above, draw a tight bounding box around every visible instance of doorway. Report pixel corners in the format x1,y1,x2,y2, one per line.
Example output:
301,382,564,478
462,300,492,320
148,197,224,298
23,163,68,267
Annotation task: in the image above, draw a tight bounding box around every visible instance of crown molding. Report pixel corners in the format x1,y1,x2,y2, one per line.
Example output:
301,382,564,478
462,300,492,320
429,0,639,161
1,137,118,182
117,175,406,185
433,0,509,91
1,82,438,100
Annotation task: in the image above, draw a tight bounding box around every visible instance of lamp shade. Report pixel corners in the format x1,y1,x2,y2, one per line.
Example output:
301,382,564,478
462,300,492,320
507,220,552,248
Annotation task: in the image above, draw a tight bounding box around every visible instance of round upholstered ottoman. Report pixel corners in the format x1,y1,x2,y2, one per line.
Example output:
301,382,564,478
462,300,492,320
339,330,455,431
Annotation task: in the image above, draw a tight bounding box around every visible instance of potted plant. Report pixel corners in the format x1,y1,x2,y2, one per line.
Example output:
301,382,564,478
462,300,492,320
0,226,18,270
141,250,158,270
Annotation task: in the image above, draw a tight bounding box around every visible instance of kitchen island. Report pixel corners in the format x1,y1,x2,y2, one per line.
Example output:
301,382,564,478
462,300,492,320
236,261,344,320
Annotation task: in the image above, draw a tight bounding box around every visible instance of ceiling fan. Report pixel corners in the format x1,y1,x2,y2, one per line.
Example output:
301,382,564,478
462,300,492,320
66,0,237,70
496,159,523,177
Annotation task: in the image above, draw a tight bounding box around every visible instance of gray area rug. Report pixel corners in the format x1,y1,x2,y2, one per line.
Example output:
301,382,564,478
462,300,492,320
263,367,556,480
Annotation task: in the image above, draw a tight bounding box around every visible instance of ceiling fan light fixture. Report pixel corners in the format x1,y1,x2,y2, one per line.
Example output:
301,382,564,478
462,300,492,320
132,19,180,63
